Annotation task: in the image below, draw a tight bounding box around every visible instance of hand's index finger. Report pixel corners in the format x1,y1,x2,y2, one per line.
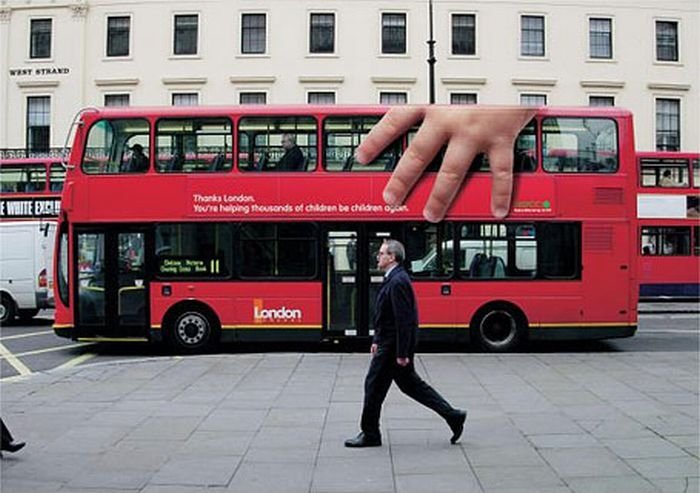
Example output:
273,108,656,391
355,106,426,164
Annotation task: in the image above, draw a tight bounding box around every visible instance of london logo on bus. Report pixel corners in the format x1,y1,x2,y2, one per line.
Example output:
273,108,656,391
253,298,303,324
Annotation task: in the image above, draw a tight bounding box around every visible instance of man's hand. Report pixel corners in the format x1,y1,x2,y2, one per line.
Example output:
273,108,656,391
396,357,410,367
356,105,537,222
370,343,378,354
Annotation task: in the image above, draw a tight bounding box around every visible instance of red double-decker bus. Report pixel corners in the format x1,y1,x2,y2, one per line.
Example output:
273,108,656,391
0,156,64,220
53,105,638,351
637,151,699,299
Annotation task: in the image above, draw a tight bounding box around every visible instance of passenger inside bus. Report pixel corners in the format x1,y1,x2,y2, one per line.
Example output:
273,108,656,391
276,133,306,171
122,143,149,173
659,169,675,187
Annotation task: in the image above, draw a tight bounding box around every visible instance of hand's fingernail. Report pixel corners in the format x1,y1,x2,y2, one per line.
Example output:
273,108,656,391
493,205,508,218
423,208,442,223
353,151,366,164
383,190,398,205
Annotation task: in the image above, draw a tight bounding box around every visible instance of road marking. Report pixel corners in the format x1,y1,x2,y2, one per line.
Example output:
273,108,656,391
53,352,96,371
638,328,700,334
0,329,54,341
0,341,32,377
0,342,94,359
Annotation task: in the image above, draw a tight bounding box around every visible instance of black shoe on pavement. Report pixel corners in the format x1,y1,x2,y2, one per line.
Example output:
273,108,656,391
448,410,467,444
1,441,26,453
344,432,382,448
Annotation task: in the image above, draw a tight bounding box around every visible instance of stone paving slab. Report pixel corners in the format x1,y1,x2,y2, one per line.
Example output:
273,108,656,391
0,351,698,493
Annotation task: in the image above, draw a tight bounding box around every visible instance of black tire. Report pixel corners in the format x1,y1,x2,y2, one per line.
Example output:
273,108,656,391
0,295,16,325
18,309,40,321
166,308,218,353
473,305,527,352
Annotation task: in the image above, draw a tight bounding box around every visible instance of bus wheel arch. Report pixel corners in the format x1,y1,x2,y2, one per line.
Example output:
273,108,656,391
162,301,220,353
470,301,528,352
0,292,17,325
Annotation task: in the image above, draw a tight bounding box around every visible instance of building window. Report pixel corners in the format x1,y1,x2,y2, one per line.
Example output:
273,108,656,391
589,18,612,59
382,13,406,54
450,93,477,105
310,13,335,54
656,98,680,151
520,94,547,106
656,20,679,62
589,96,615,107
104,94,130,107
239,92,267,104
241,13,266,54
174,14,198,55
308,92,336,104
451,14,475,56
106,16,130,57
26,96,50,153
30,18,52,59
380,92,407,105
172,93,199,106
520,15,545,57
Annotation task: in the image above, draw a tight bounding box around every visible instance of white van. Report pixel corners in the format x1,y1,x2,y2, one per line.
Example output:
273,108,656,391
0,221,56,324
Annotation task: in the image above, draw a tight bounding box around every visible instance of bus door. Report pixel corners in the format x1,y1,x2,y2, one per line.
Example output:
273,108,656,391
324,225,401,338
75,227,149,338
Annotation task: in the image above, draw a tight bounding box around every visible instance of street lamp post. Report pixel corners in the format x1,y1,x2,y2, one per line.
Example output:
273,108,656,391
427,0,436,104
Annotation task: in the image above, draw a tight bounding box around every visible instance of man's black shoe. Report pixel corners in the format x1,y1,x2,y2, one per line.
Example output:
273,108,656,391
448,410,467,444
1,441,26,453
344,432,382,448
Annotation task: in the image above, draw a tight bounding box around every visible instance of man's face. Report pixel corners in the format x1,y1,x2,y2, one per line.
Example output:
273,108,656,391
376,244,395,271
281,136,293,150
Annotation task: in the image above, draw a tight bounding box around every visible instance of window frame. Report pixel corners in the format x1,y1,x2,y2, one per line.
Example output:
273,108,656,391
172,12,200,57
519,14,546,58
236,222,320,280
309,12,336,55
104,93,131,107
655,19,680,63
105,14,132,58
655,97,681,152
240,12,267,55
380,12,408,55
238,91,268,105
588,16,613,60
450,12,477,57
29,17,53,60
26,95,51,154
154,222,234,280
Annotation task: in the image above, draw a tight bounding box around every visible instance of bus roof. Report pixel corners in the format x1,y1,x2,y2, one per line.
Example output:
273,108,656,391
78,104,635,120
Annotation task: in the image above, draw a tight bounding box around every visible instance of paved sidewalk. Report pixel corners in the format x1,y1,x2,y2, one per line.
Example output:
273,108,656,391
1,351,698,493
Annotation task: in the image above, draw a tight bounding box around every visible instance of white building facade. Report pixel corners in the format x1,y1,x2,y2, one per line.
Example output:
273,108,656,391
0,0,697,152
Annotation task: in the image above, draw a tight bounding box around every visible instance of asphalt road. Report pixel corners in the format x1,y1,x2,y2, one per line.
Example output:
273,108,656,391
1,309,698,381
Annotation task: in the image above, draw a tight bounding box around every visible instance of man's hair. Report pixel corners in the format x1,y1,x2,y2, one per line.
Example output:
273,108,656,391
383,239,405,263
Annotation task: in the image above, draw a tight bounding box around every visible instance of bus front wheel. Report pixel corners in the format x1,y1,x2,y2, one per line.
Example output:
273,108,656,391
472,304,527,352
165,306,219,353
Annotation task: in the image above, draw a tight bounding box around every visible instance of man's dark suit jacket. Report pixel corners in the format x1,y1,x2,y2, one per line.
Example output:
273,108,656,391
277,146,305,171
372,265,418,359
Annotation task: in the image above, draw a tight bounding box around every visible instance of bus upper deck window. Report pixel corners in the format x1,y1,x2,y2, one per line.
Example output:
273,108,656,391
82,118,150,174
542,117,618,173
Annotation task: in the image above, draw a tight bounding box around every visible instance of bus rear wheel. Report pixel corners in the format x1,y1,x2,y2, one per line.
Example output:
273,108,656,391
166,307,218,353
473,305,527,352
0,295,16,325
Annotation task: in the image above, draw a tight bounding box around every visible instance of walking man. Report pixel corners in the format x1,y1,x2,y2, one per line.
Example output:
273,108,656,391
345,239,466,447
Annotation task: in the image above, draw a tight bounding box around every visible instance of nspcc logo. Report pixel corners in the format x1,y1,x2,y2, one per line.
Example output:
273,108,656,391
253,299,303,324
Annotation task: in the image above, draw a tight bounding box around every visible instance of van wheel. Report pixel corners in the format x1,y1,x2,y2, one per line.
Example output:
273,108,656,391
0,295,16,325
473,305,526,352
166,308,218,353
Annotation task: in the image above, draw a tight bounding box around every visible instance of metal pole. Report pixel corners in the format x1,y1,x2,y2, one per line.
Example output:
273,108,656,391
427,0,436,104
